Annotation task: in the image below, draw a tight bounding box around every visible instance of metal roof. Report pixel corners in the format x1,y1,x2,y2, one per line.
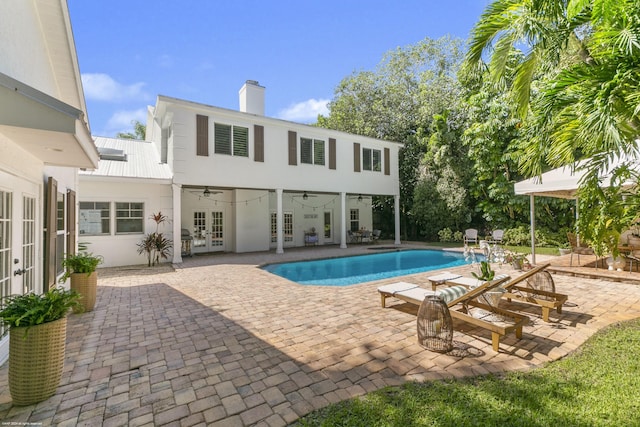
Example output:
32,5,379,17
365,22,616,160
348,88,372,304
80,137,172,180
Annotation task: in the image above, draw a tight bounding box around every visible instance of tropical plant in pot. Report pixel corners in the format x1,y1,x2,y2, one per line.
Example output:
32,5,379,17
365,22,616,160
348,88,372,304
0,287,80,405
471,261,505,305
60,251,103,312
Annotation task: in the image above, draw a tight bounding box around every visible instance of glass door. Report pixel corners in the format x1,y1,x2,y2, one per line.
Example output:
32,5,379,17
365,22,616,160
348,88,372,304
192,210,225,253
323,210,333,243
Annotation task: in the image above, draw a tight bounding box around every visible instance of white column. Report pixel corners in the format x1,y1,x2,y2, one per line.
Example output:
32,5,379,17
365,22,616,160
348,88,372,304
340,192,347,248
276,188,284,254
172,183,183,264
394,194,401,245
530,194,536,265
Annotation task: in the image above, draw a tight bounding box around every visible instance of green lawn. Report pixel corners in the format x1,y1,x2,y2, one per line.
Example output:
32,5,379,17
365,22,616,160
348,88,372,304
292,319,640,427
425,242,561,256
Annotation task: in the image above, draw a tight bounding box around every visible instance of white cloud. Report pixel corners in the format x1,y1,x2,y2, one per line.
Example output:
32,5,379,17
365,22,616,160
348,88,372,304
105,108,147,135
82,73,149,102
277,98,329,123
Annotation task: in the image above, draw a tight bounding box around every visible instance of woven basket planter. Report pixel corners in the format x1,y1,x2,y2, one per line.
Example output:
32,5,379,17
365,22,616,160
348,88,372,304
9,317,67,406
70,271,97,312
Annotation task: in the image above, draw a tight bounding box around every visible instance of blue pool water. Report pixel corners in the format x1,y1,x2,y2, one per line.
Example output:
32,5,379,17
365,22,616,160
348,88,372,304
262,250,479,286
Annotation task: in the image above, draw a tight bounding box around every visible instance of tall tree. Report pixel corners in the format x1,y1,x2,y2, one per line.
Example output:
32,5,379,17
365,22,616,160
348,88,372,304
465,0,640,179
317,36,466,239
116,120,146,140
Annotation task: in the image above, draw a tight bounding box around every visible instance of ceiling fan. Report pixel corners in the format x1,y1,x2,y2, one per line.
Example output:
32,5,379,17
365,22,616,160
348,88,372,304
292,192,317,200
202,186,223,197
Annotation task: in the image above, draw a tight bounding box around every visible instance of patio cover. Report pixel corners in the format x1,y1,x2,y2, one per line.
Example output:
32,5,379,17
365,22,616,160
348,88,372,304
513,155,639,263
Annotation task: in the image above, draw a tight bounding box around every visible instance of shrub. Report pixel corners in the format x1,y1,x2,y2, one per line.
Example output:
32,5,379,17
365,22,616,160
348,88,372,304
438,228,453,242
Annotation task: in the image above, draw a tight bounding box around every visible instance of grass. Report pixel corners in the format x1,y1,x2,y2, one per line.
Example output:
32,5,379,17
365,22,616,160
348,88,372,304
425,241,561,256
292,318,640,426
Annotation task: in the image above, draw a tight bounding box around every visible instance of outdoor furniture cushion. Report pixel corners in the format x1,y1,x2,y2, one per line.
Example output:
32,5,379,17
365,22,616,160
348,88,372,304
434,285,467,304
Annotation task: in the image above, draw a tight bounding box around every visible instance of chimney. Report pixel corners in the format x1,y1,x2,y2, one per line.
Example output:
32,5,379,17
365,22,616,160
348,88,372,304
239,80,265,115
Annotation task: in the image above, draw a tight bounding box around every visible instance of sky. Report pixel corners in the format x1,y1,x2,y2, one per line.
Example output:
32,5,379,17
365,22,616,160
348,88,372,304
67,0,492,137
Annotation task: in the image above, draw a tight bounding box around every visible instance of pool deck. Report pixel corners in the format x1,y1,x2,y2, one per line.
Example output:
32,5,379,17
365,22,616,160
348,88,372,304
1,242,639,426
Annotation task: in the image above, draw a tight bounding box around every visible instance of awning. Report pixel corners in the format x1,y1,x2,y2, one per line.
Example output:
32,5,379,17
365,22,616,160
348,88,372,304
0,71,99,169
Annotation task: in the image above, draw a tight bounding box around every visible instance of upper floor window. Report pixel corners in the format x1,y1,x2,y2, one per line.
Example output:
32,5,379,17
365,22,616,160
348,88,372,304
300,137,325,166
214,123,249,157
363,148,381,172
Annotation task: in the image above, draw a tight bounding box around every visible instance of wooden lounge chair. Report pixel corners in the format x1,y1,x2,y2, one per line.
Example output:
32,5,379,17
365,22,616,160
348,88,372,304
500,263,568,322
378,277,528,352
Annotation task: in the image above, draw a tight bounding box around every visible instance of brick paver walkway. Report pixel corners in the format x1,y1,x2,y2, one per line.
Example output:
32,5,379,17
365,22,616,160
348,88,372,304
1,245,639,426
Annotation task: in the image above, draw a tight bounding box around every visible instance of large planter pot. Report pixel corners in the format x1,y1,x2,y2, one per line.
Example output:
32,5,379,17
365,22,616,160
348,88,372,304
70,271,97,312
9,317,67,406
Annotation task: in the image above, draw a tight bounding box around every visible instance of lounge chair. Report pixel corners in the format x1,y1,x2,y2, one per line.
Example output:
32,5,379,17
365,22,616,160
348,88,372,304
500,263,568,322
378,276,528,352
464,228,478,245
434,264,568,322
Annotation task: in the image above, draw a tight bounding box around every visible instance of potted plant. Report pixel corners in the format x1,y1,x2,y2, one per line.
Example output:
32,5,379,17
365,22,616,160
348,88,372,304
504,251,529,270
61,251,103,312
471,261,504,305
558,242,571,256
471,261,495,282
0,287,80,405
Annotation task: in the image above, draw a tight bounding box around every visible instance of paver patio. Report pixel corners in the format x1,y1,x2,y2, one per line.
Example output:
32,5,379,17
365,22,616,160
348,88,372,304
1,244,639,426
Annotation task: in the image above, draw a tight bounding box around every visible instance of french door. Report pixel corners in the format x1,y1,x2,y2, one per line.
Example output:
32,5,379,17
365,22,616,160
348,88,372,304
0,173,38,362
191,209,225,253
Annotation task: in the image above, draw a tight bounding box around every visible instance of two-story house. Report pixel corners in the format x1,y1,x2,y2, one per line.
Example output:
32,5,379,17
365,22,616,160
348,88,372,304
79,81,402,267
0,0,100,364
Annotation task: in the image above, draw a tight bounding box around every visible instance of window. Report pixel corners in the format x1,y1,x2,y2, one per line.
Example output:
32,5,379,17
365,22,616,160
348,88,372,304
363,148,382,172
116,202,144,234
300,137,325,165
270,212,293,243
56,192,65,276
350,209,360,232
214,123,249,157
79,202,111,235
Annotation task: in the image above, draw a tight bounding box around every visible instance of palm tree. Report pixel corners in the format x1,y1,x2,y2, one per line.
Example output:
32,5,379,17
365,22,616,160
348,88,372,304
465,0,640,178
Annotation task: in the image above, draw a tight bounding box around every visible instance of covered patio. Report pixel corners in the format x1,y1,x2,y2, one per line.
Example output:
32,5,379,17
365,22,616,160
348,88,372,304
1,245,639,425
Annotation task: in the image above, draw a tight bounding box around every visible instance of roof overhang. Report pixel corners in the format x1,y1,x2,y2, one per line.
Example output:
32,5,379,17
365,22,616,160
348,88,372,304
0,72,99,169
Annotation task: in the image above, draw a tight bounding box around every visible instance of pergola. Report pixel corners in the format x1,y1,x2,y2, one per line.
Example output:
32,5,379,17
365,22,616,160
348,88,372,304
513,158,636,263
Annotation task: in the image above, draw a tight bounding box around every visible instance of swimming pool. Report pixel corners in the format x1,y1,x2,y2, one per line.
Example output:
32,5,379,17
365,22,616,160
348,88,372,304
262,249,480,286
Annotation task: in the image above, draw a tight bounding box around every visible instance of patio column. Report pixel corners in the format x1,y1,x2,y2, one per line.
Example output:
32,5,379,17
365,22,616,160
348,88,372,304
394,194,401,245
529,194,536,265
172,183,183,264
340,192,347,248
276,188,284,254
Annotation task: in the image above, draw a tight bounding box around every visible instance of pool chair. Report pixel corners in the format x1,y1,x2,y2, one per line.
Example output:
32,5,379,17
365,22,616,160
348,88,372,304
500,263,568,322
435,264,568,323
490,229,504,244
378,276,529,352
464,228,478,245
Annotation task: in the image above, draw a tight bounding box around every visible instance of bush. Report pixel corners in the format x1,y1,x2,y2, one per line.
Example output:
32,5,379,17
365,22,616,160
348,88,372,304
438,228,453,242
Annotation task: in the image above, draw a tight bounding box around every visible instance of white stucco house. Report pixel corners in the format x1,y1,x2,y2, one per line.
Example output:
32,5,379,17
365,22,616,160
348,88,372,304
79,81,402,267
0,0,100,364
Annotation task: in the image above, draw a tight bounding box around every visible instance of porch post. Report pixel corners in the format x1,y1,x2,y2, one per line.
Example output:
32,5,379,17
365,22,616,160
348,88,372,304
172,183,183,264
530,194,536,264
394,194,401,245
276,188,284,254
340,192,347,248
